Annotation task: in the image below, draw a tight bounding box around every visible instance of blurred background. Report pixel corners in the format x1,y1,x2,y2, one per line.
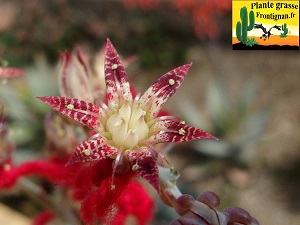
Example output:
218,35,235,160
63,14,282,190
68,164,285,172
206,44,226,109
0,0,300,225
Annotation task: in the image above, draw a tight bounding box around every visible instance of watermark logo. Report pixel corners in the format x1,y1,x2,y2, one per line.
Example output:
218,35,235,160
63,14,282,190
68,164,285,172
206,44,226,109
232,0,299,50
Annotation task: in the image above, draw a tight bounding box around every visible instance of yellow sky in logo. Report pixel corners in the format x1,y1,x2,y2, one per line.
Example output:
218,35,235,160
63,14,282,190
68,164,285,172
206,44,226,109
233,0,299,28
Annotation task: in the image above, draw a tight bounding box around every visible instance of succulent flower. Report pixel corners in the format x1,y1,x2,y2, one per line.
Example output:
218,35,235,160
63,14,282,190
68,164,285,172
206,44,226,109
58,47,94,102
37,39,216,190
58,44,137,102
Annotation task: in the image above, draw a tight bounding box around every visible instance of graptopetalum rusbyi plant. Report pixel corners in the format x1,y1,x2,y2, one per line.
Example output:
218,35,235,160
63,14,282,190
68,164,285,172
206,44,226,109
0,44,153,225
36,39,259,225
0,39,259,225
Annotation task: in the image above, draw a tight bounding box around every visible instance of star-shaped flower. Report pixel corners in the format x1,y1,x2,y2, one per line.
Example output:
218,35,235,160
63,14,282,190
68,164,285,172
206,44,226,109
37,39,216,190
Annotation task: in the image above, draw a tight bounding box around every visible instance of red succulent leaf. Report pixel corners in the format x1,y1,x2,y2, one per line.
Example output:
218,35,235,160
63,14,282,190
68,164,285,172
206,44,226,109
36,96,102,130
105,39,133,108
139,64,192,120
67,137,118,165
222,207,255,225
149,118,217,144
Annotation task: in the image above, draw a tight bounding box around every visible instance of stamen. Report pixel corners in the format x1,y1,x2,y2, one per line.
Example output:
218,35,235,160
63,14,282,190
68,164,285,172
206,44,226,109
168,79,175,86
178,128,185,135
132,163,139,171
111,64,118,70
66,104,74,110
180,121,185,124
82,149,91,156
110,150,123,190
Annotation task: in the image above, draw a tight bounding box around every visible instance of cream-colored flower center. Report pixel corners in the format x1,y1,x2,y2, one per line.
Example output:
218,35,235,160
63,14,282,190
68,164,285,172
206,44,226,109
106,102,149,149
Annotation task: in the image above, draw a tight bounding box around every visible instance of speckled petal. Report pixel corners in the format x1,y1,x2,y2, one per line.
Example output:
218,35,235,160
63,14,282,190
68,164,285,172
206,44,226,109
58,52,72,97
104,39,133,108
58,51,93,101
126,147,159,190
67,137,118,165
138,64,192,120
37,96,102,130
148,119,217,144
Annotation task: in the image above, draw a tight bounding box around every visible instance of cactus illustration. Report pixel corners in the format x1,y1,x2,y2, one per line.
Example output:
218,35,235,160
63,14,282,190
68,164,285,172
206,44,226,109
246,38,257,47
236,6,255,44
280,23,288,38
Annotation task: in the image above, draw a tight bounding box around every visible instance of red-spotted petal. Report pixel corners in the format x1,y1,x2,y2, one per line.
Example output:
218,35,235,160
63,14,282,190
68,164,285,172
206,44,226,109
37,96,102,130
104,39,132,108
58,52,72,97
138,64,192,120
67,137,118,165
58,51,93,101
148,119,217,144
126,148,159,190
0,67,25,77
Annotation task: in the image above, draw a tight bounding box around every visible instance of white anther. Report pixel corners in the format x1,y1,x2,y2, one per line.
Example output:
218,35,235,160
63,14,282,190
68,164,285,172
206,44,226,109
111,64,118,70
178,128,185,135
180,121,185,124
67,104,74,110
132,164,139,171
82,149,91,156
168,79,175,85
110,184,115,190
